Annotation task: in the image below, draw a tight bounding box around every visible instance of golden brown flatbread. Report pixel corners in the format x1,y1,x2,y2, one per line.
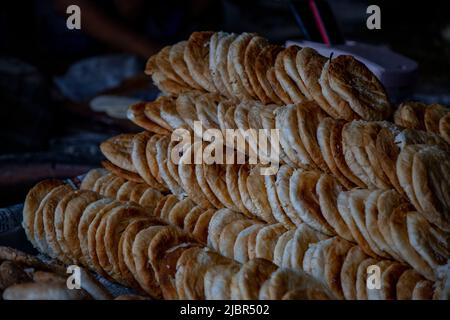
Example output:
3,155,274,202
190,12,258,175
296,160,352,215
267,66,292,104
317,118,354,189
204,263,240,300
227,33,257,100
101,160,144,183
340,246,368,300
394,101,427,130
118,217,155,290
411,145,450,231
255,45,284,104
319,60,355,120
244,36,269,100
177,247,232,300
143,99,173,131
22,179,64,250
296,48,337,118
316,174,353,241
290,223,328,270
255,223,287,262
283,45,312,100
63,191,100,264
80,169,107,191
275,165,303,226
275,48,305,103
216,33,237,98
127,102,170,134
233,224,264,263
328,55,391,120
191,209,215,244
131,131,166,190
219,219,254,259
330,120,365,188
424,104,449,134
235,258,278,300
396,269,424,300
389,204,435,280
36,185,74,255
170,41,204,90
132,225,164,298
184,31,216,92
290,169,334,235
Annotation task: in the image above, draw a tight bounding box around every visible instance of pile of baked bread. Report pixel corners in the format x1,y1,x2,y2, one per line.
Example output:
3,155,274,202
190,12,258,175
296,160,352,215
21,177,332,300
21,31,450,300
0,245,147,300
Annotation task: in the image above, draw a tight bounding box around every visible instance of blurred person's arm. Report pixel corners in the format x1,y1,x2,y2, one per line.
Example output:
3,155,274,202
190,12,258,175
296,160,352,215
53,0,159,58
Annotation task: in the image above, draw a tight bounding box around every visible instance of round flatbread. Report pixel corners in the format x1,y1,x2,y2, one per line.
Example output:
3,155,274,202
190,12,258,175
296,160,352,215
184,31,216,92
255,223,287,262
23,179,64,249
316,174,353,241
236,258,278,300
169,41,203,90
255,45,284,104
328,55,391,120
290,169,334,235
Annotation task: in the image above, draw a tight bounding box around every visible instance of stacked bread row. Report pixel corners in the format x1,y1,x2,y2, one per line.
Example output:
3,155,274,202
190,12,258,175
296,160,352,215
127,92,449,192
126,93,450,223
395,102,450,144
22,178,333,300
127,94,285,164
99,128,450,273
146,31,392,121
81,168,450,300
107,30,449,300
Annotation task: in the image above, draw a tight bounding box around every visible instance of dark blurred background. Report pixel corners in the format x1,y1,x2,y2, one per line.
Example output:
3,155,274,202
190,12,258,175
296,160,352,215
0,0,449,207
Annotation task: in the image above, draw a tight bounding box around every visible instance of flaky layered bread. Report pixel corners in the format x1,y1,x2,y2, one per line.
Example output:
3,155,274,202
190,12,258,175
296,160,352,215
126,93,448,192
96,130,449,280
145,31,392,121
99,127,450,236
79,170,409,300
20,29,450,301
22,179,334,300
83,168,450,288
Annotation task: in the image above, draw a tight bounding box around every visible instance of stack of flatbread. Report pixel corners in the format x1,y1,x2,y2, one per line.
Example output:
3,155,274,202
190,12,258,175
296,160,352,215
21,178,333,300
20,31,450,300
146,32,392,121
81,161,450,300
